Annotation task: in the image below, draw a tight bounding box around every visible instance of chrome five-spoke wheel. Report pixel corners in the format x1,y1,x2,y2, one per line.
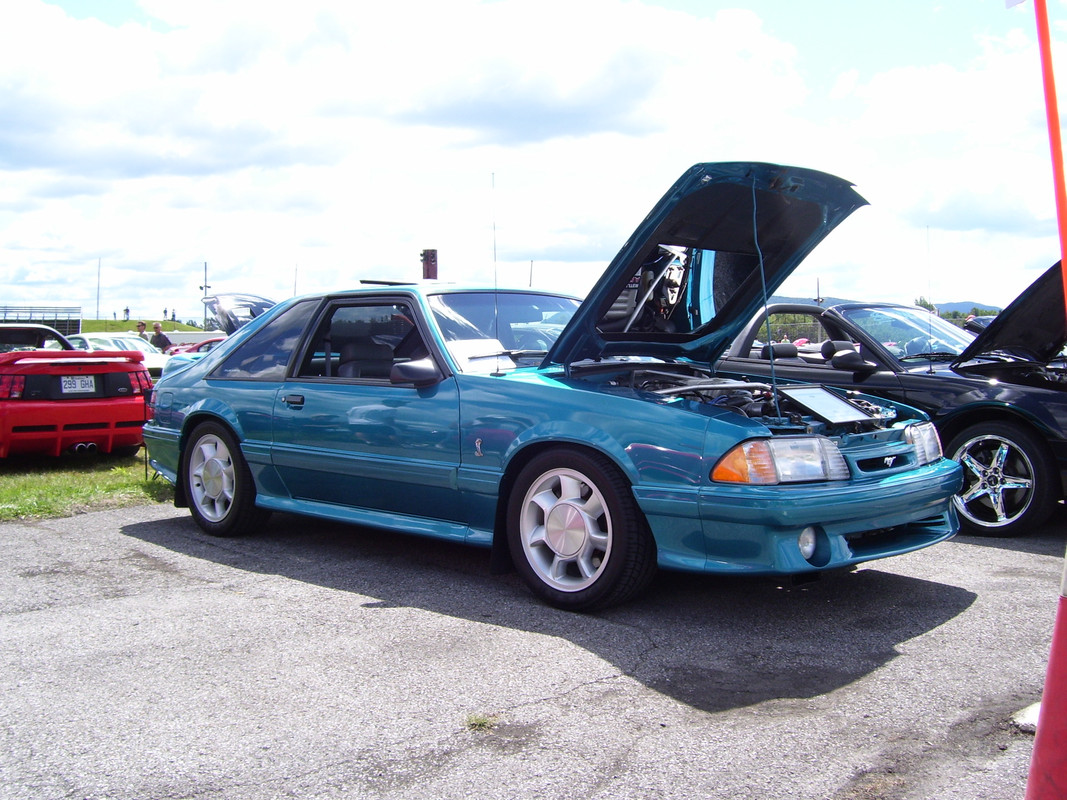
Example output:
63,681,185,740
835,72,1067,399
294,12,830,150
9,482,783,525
947,422,1056,537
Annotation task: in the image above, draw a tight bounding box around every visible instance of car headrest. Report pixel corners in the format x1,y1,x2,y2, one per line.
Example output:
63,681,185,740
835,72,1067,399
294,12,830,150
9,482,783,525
820,340,855,360
760,342,798,359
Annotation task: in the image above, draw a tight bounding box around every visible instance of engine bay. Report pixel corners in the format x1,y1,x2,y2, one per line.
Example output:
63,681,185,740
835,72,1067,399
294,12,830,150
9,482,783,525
957,359,1067,388
578,363,898,436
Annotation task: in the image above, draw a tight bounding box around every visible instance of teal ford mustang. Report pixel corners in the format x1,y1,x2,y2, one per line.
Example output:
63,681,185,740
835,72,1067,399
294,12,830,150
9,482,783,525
144,162,962,610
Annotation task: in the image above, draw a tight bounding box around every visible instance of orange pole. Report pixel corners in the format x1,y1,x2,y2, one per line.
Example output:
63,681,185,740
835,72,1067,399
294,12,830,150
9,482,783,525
1026,1,1067,798
1034,0,1067,294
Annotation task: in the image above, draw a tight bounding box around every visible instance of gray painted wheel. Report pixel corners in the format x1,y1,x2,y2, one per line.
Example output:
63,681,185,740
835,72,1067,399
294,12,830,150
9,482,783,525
507,448,656,610
183,422,269,537
188,430,236,524
517,466,613,593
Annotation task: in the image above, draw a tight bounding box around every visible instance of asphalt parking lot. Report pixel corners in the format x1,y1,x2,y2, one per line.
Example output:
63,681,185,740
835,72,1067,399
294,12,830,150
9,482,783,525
2,502,1065,800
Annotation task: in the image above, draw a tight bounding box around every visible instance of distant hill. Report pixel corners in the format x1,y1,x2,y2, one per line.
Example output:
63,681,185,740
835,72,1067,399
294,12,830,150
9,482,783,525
936,301,1003,314
770,295,859,307
770,295,1002,314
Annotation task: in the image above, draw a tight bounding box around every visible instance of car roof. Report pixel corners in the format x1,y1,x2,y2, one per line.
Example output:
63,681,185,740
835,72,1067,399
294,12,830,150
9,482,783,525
0,323,74,349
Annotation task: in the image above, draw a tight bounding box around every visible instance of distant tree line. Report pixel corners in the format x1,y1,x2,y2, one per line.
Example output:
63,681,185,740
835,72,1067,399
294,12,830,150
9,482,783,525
914,297,998,326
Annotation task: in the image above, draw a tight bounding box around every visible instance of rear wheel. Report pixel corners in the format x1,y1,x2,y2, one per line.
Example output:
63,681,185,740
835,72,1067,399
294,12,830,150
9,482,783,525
183,421,270,537
946,421,1057,536
507,448,657,611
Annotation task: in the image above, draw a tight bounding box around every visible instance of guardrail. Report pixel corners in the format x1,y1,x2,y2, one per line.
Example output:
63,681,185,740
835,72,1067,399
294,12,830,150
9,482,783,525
0,306,81,335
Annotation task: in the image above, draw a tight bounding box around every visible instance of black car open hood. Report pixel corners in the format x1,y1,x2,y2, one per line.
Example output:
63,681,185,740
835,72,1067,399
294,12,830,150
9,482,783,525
957,261,1067,364
545,162,868,366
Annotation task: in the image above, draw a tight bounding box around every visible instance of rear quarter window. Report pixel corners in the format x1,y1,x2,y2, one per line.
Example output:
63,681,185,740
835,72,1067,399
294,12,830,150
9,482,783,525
213,300,317,380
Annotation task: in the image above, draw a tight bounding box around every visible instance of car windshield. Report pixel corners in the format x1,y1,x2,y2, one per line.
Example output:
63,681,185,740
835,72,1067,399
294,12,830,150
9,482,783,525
0,328,67,351
838,305,975,358
428,291,580,371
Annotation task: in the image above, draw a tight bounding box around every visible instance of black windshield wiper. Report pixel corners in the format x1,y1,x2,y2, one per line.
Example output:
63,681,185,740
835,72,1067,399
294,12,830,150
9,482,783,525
898,352,958,361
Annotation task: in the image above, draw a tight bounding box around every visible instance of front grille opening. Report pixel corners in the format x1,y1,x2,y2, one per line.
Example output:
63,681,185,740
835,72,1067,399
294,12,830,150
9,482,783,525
855,453,915,473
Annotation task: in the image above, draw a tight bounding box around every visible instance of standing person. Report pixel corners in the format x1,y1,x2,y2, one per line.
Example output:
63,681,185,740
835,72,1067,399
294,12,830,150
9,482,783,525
136,321,149,341
150,322,172,351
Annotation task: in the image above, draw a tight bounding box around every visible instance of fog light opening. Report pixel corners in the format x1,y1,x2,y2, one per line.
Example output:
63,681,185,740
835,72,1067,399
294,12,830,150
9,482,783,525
798,527,818,560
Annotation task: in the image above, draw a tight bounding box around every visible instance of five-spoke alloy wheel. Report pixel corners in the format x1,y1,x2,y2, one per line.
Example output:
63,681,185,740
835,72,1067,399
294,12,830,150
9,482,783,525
946,421,1056,537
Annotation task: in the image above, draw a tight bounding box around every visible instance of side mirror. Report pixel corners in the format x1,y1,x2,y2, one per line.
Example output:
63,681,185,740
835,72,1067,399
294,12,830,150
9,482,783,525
390,358,443,387
831,350,879,373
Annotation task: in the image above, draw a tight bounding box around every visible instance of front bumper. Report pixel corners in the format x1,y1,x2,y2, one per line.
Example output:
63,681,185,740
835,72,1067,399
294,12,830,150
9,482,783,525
635,458,963,574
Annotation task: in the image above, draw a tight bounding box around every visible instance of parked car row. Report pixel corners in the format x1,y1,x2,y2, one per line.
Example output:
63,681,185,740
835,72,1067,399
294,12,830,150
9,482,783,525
68,332,171,377
5,161,1064,611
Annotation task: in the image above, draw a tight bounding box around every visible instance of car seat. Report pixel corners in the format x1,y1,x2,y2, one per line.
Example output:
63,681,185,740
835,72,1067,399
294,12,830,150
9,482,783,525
337,340,394,378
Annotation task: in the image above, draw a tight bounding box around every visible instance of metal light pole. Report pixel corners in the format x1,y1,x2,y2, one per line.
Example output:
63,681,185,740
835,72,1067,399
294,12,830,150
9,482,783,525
198,261,211,330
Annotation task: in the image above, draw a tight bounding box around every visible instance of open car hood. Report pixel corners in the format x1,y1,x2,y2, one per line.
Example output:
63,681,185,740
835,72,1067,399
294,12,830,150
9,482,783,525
545,162,868,367
202,293,276,335
957,261,1067,365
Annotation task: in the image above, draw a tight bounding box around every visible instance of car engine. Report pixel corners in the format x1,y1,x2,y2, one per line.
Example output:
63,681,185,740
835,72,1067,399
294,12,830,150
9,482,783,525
588,364,900,436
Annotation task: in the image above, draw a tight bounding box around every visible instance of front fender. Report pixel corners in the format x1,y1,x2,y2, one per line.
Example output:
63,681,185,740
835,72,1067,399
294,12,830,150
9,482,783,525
502,421,643,484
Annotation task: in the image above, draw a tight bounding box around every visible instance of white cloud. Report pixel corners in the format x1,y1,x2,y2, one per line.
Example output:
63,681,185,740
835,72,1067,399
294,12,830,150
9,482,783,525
0,0,1063,322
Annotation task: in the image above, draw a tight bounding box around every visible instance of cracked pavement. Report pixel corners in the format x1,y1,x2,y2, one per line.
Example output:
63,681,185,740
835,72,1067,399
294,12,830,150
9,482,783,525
1,502,1063,799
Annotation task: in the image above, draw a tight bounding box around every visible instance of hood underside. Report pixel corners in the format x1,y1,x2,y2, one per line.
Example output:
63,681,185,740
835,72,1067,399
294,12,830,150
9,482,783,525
957,261,1067,365
546,162,868,367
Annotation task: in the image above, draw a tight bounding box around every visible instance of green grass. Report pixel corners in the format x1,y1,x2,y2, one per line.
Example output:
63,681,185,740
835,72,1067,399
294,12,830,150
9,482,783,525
80,319,201,334
0,451,173,520
465,713,500,733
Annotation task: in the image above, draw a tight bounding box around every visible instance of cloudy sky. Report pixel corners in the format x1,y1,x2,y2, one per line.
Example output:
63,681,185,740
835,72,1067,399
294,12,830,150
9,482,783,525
2,0,1064,323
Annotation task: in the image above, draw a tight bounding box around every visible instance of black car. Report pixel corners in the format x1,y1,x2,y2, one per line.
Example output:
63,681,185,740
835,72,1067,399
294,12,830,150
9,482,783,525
719,262,1067,536
963,314,998,334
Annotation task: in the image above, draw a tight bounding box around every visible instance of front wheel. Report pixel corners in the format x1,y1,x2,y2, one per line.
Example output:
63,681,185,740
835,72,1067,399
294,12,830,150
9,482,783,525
183,421,270,537
946,421,1057,536
506,448,657,611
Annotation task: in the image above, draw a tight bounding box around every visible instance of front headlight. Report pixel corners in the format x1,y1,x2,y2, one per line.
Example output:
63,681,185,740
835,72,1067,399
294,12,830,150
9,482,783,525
905,421,942,465
711,437,850,484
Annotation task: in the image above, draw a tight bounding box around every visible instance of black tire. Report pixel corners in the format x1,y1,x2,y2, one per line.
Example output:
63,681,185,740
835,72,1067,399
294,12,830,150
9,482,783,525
182,421,270,537
109,445,141,458
506,448,657,611
946,421,1058,537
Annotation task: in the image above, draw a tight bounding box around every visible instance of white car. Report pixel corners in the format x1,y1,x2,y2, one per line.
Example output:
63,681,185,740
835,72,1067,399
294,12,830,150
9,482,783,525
67,333,170,377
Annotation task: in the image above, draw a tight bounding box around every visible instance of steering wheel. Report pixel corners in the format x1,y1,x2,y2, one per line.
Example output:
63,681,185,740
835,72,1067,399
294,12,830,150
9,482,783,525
904,336,930,355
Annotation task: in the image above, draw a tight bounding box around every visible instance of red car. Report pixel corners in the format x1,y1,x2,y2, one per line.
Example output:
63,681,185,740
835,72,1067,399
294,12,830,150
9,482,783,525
165,336,225,355
0,324,154,457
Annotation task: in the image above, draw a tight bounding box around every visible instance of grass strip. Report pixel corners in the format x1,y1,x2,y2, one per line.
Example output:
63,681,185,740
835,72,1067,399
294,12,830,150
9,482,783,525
0,451,173,520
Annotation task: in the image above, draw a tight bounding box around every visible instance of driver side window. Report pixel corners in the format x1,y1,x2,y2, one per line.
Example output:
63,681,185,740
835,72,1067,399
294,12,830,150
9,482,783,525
295,302,421,381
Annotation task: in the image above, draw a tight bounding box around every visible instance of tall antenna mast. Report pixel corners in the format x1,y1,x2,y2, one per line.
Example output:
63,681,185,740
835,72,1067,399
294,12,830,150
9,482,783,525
491,172,498,286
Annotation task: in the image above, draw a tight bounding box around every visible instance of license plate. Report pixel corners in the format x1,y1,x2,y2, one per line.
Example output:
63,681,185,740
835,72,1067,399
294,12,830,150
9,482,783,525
61,375,96,393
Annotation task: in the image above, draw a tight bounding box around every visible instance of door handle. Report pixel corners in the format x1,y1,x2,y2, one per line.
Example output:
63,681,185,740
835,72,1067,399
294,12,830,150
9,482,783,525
282,394,304,407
